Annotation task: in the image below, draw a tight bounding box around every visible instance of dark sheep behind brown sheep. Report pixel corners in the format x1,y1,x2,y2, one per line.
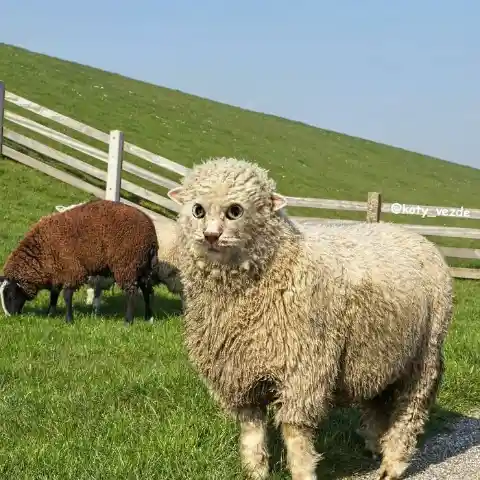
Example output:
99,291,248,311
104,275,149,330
0,199,159,324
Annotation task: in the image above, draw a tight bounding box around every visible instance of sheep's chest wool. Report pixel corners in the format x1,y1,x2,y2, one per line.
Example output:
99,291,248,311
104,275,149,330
183,277,295,408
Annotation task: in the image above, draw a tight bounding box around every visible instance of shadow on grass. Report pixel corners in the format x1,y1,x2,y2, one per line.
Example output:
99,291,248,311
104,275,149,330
264,405,479,479
22,287,182,323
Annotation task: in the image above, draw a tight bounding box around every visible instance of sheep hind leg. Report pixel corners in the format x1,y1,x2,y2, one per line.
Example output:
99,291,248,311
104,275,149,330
238,408,269,480
357,385,396,460
138,281,154,323
123,288,137,325
113,272,138,325
92,282,104,315
63,287,75,323
281,423,320,480
376,353,444,480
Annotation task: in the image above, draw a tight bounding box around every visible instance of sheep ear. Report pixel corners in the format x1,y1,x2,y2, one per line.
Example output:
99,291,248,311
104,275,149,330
167,186,185,205
271,193,287,212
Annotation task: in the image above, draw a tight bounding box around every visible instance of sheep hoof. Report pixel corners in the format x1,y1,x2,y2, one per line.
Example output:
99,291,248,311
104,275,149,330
145,316,154,324
376,461,407,480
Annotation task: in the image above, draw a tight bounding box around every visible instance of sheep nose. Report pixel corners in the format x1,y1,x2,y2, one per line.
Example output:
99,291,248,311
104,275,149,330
204,232,220,244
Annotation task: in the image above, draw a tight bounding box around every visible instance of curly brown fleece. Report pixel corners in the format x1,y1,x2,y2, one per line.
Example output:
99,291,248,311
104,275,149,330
2,199,158,303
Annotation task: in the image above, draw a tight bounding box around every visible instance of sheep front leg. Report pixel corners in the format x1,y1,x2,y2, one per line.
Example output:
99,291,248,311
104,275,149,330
237,407,269,480
63,287,75,323
281,423,320,480
276,340,341,479
46,286,61,316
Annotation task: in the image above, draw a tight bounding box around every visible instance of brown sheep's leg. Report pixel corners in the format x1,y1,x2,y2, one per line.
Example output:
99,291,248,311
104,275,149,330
138,281,154,323
124,288,136,325
46,286,62,316
237,407,269,480
63,287,75,323
281,423,320,480
112,270,138,324
92,282,104,315
376,353,444,480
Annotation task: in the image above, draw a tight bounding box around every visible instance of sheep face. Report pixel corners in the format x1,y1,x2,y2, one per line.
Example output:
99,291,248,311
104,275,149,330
0,278,29,316
168,157,286,265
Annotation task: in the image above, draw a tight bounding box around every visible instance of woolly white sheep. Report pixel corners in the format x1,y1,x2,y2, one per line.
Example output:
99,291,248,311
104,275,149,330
167,157,453,480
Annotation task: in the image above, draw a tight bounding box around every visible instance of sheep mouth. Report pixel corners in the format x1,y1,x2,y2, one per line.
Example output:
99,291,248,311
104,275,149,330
202,240,228,252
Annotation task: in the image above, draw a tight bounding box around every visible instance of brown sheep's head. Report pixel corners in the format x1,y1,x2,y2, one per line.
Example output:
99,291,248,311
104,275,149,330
168,157,287,266
0,277,29,316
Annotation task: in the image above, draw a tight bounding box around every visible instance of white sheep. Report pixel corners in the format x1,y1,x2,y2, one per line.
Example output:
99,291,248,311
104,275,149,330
167,157,453,480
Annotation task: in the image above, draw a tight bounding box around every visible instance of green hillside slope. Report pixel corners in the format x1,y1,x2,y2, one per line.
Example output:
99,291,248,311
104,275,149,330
1,43,479,261
1,43,479,208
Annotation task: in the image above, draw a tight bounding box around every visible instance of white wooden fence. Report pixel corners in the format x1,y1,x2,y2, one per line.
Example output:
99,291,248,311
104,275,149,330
0,81,479,279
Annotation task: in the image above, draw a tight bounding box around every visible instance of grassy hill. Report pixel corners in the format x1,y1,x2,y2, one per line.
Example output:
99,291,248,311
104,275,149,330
2,43,479,260
1,43,480,210
0,43,479,478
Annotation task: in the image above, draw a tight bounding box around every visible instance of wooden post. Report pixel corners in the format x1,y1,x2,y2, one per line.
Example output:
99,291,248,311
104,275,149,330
0,82,5,154
105,130,124,201
366,191,381,222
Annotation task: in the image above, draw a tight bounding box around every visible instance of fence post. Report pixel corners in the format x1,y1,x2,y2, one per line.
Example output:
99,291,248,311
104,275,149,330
0,81,5,154
105,130,124,201
366,191,381,222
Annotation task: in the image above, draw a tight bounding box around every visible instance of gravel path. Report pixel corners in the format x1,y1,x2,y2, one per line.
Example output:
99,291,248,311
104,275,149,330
349,409,480,480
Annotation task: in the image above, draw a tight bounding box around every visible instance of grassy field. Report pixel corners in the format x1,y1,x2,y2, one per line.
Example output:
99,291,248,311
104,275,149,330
1,45,480,224
0,164,479,480
0,43,479,478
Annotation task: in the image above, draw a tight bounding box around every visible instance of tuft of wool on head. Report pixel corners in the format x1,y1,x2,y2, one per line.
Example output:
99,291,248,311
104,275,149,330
176,157,281,212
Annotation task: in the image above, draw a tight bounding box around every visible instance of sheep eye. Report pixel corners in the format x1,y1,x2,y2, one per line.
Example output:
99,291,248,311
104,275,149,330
226,204,243,220
192,203,206,219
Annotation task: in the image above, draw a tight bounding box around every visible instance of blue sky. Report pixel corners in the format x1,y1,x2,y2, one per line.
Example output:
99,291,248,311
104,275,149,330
2,0,479,169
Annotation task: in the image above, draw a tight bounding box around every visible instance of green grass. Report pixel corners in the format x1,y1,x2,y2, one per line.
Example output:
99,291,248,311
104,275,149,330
0,43,479,478
0,162,479,480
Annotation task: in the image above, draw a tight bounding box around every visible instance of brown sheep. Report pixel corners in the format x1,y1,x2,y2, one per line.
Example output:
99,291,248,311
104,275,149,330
52,203,183,314
0,199,158,324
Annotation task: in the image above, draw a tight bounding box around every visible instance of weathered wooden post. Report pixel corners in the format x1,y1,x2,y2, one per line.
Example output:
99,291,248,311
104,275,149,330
366,191,381,222
105,130,124,201
0,81,5,154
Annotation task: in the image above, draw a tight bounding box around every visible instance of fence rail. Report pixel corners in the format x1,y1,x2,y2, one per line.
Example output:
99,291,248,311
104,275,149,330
1,81,479,279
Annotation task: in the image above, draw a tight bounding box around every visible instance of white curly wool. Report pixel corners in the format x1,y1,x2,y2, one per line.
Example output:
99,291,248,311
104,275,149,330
167,156,454,480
